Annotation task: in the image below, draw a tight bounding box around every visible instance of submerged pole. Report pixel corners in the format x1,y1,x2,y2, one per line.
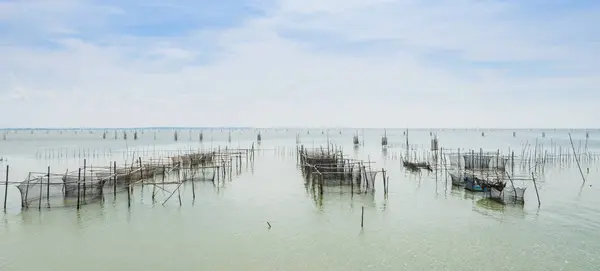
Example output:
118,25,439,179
531,172,541,207
127,179,131,208
47,166,51,207
382,168,387,195
191,173,196,200
3,165,8,211
77,168,81,210
361,206,364,228
83,159,87,199
568,133,586,185
38,167,44,210
113,161,117,198
138,157,143,188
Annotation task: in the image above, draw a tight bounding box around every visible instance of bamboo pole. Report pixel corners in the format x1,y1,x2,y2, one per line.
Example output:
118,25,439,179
361,206,364,228
4,165,8,211
113,161,117,198
46,166,50,208
38,170,44,210
531,172,541,207
568,133,586,184
83,159,87,199
138,157,143,188
382,168,387,195
77,168,81,210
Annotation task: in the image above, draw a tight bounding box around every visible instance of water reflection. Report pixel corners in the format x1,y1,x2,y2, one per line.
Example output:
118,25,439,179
473,198,526,221
2,129,600,270
307,185,377,211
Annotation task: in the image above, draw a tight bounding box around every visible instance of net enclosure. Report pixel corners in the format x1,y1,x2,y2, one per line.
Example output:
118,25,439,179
16,169,107,208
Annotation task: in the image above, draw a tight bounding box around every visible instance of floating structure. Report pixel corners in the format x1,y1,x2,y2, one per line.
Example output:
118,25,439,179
352,134,360,147
381,129,388,147
446,149,533,204
402,129,432,172
5,147,255,210
297,145,388,196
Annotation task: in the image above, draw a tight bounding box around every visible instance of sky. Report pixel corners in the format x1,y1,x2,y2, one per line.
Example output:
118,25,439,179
0,0,598,128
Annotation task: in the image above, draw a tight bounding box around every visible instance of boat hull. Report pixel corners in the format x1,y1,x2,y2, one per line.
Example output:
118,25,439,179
464,178,488,192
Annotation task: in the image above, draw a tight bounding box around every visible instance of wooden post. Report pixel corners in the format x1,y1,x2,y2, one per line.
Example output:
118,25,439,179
38,168,44,209
152,171,156,202
127,168,131,208
138,157,143,188
531,172,541,207
568,133,587,184
113,161,117,198
162,165,166,186
191,172,196,200
511,151,515,175
177,166,182,206
361,206,364,228
83,159,87,199
23,173,31,209
4,165,8,211
382,168,387,195
77,168,81,210
46,166,51,207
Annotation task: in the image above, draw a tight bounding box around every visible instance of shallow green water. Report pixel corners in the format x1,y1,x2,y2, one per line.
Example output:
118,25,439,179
1,129,599,270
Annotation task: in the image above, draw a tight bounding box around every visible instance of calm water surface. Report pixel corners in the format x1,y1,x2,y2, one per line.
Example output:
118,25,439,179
1,129,599,270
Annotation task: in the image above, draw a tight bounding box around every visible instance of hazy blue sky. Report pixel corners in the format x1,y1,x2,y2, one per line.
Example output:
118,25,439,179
0,0,598,128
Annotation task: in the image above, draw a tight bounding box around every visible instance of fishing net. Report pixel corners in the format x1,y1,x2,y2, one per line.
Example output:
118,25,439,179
62,171,105,198
16,170,107,208
16,173,65,208
490,186,526,203
461,153,509,170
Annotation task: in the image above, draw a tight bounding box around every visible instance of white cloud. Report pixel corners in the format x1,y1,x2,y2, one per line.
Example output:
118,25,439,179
0,0,598,128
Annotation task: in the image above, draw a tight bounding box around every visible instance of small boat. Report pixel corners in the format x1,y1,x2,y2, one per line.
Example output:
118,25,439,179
464,175,488,192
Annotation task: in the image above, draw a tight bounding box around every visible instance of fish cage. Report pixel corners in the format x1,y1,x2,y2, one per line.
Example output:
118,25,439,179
447,150,513,172
62,170,106,198
16,170,106,208
381,130,388,147
298,145,386,193
169,151,216,167
353,135,360,146
489,186,526,204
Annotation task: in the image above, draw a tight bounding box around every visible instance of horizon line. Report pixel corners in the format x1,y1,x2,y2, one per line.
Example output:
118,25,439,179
0,127,598,130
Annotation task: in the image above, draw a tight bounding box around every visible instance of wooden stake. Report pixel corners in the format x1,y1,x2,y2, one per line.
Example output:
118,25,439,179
138,157,143,188
77,168,81,210
361,206,364,228
531,172,541,207
4,165,8,211
83,159,87,199
38,167,44,210
47,166,50,208
127,176,131,208
568,133,586,184
113,161,117,198
382,168,387,195
191,173,196,200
